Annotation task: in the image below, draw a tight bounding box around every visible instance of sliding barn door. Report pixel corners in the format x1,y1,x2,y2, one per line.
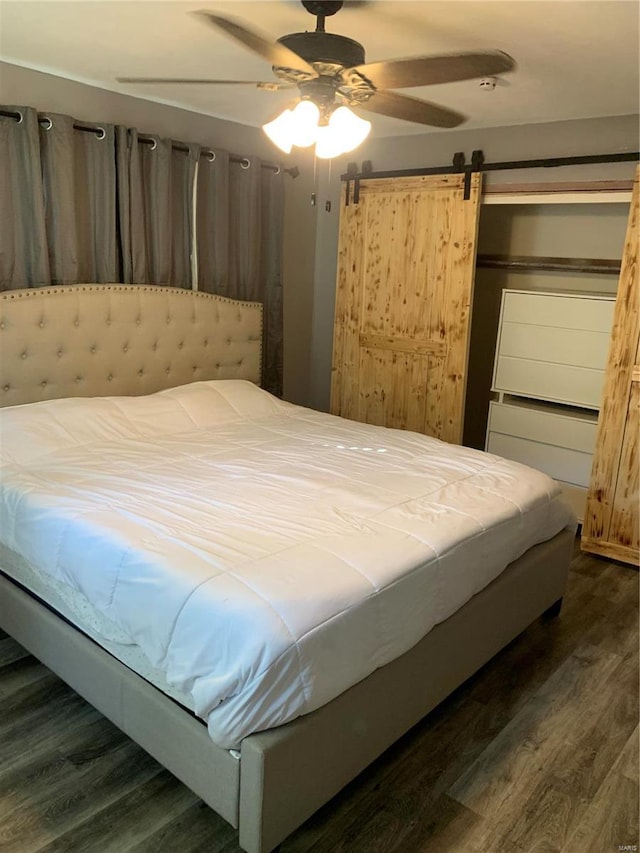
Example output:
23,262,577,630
582,166,639,566
330,173,482,444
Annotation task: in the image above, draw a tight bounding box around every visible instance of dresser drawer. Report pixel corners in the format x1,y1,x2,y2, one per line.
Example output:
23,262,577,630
487,402,598,453
486,432,594,488
501,291,615,333
498,322,611,370
487,290,613,500
494,358,606,408
493,291,614,407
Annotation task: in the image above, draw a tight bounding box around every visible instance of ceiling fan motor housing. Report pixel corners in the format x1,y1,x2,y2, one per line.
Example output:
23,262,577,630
277,32,365,70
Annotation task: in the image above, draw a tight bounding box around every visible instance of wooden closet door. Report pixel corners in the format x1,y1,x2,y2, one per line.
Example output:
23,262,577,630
330,173,481,445
582,166,639,566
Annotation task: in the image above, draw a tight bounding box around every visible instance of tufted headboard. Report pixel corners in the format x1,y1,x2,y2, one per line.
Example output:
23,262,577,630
0,285,263,408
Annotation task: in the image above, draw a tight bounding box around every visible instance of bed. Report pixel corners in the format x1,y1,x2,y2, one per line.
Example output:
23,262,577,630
0,285,576,853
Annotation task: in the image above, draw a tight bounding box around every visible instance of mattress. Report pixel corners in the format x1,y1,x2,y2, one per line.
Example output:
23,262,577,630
0,542,194,711
0,380,576,747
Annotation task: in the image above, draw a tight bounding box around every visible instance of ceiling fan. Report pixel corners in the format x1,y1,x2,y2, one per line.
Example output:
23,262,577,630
118,0,516,158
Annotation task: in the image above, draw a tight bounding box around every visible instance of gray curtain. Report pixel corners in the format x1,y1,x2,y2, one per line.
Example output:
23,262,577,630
259,164,285,398
0,107,49,289
1,105,284,393
228,158,262,303
196,149,230,295
117,128,199,287
40,113,117,283
171,141,200,287
198,154,284,395
0,107,117,288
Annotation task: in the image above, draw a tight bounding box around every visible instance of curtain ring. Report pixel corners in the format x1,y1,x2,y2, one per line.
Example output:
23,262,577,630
96,126,106,140
207,150,216,162
273,165,281,175
240,157,251,170
42,116,53,131
149,138,158,151
15,110,24,124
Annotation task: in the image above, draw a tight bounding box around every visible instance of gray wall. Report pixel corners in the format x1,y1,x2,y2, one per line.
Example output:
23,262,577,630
0,61,318,406
308,113,639,413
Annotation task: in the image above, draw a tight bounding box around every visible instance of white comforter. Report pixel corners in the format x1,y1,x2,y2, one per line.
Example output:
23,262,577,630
0,380,575,747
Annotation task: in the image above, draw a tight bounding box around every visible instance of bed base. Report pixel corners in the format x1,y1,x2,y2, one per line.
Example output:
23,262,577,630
0,528,573,853
543,597,564,619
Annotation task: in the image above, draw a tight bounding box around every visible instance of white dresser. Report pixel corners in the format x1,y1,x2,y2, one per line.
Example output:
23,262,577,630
485,289,615,521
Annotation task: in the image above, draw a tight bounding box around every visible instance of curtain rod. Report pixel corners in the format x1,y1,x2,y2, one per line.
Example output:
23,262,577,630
1,108,106,137
0,108,299,178
136,135,298,177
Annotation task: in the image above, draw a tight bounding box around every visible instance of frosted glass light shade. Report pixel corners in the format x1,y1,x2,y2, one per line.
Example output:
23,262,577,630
315,106,371,159
314,124,344,160
262,101,370,159
262,109,294,153
288,100,320,148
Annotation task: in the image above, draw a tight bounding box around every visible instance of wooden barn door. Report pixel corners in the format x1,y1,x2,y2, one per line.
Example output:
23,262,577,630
582,166,639,566
330,173,482,444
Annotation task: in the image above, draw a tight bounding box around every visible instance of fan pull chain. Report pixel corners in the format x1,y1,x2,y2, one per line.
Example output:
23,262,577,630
325,159,332,212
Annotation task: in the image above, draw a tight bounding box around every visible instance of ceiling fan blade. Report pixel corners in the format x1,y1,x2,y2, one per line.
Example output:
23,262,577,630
349,51,516,89
194,11,317,76
358,91,466,128
117,77,294,90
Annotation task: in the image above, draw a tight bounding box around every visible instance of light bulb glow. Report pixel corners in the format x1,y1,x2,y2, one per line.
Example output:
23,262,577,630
262,109,294,153
288,100,320,148
332,106,371,152
315,106,371,159
262,101,370,159
315,124,345,160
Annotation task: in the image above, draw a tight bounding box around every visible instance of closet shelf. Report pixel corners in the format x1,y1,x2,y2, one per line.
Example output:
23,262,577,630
476,254,621,275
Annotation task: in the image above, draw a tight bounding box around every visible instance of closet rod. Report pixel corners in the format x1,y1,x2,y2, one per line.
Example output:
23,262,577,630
476,254,622,275
0,109,299,177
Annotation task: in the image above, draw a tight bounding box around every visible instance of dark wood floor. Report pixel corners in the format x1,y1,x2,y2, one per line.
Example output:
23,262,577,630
0,538,637,853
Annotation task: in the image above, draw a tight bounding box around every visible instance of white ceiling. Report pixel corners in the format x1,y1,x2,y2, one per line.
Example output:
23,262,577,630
1,1,639,137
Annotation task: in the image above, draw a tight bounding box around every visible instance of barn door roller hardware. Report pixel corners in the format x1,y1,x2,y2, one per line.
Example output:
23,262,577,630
341,149,640,204
343,151,469,205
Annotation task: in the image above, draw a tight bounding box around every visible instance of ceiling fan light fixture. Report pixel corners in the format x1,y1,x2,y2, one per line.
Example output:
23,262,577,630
262,109,295,153
263,100,321,153
315,106,371,159
263,100,371,160
314,123,341,160
288,99,321,147
329,106,371,152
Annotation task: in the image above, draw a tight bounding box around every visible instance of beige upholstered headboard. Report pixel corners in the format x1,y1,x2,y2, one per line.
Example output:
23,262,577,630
0,285,263,408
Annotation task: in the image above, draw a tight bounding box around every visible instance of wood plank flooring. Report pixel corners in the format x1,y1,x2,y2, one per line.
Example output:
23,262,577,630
0,538,637,853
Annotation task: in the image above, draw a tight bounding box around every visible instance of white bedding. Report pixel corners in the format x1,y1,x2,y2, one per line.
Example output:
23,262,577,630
0,380,575,747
